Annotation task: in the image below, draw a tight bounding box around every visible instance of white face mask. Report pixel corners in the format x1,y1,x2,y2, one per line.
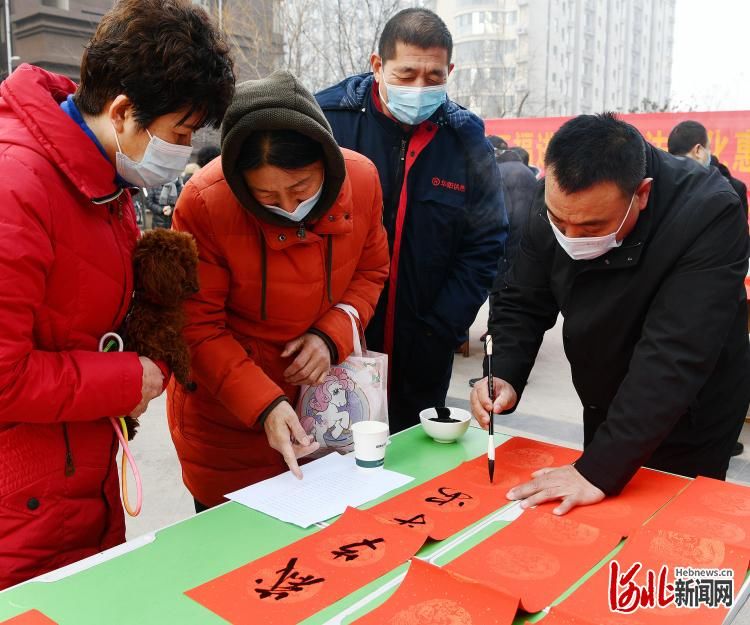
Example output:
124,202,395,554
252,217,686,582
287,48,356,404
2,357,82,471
261,181,324,222
549,191,638,261
113,124,193,188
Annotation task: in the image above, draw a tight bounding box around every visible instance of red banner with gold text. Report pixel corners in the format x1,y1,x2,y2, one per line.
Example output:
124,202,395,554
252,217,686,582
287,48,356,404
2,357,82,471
485,111,750,190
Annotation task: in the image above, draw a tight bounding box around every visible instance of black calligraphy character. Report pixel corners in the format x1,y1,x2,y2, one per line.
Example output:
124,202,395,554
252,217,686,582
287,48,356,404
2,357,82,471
425,487,473,507
331,537,385,562
393,514,427,529
254,557,325,600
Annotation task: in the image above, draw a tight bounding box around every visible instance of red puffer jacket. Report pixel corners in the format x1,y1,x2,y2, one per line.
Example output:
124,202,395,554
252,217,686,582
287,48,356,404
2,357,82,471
0,65,143,589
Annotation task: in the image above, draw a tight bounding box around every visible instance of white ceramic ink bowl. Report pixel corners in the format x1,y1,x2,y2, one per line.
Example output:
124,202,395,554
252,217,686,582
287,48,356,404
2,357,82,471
419,407,472,443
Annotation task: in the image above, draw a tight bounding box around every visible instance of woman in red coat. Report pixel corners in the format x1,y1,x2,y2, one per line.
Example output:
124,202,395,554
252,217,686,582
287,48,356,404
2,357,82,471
0,0,234,589
168,71,390,510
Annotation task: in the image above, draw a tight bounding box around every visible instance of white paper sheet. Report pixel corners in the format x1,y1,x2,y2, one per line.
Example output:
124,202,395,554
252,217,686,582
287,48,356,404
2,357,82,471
225,452,414,528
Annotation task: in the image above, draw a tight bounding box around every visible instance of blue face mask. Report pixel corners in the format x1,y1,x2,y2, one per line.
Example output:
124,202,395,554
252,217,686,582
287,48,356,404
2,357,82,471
381,81,447,125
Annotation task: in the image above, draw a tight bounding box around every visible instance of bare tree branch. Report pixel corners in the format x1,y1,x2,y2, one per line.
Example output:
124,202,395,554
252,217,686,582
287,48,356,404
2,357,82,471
515,91,530,117
216,0,404,93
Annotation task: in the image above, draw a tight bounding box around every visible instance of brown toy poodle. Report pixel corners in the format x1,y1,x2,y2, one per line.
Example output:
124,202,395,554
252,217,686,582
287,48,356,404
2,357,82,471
122,228,199,439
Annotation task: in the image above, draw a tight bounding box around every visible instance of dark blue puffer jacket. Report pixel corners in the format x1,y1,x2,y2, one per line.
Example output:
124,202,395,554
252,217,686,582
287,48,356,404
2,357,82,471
316,73,507,351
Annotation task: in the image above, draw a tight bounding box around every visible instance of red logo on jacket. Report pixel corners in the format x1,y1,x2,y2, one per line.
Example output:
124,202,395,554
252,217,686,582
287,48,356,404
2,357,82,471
432,177,466,192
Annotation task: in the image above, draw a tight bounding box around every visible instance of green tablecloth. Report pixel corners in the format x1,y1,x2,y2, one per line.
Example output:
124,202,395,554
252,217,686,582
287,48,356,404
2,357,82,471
0,425,711,624
0,426,517,623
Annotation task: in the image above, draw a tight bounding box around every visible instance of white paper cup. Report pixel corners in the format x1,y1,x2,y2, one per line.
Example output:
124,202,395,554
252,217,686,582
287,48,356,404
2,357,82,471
351,421,389,470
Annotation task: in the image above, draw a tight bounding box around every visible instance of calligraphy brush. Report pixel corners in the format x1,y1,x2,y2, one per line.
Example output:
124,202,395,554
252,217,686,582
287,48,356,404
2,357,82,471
486,335,495,483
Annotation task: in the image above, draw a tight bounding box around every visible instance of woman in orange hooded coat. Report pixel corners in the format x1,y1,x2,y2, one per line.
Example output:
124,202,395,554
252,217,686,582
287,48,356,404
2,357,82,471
168,71,390,509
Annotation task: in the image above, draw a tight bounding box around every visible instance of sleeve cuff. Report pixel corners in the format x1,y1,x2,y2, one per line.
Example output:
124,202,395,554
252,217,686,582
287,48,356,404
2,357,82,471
482,354,525,414
257,395,290,427
309,328,339,364
573,451,632,497
153,359,172,390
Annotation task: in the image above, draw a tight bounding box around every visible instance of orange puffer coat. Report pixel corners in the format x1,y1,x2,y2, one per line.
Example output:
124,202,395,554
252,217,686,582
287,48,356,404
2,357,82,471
167,72,389,506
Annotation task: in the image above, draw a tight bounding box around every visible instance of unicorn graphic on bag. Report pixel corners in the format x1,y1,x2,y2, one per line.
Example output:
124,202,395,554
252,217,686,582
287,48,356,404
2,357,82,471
307,367,356,449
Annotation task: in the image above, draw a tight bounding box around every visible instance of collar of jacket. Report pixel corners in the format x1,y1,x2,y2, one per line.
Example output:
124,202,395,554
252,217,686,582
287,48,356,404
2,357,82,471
257,173,355,251
319,73,491,163
581,209,651,271
1,64,122,203
253,178,353,320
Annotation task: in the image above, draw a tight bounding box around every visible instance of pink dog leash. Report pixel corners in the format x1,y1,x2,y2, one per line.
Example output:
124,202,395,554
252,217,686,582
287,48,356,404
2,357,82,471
99,332,143,517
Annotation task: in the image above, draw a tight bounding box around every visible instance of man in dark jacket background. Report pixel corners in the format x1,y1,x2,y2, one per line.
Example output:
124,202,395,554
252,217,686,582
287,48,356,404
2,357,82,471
668,121,748,458
470,143,538,387
668,119,748,216
712,154,748,218
316,8,507,432
146,179,182,229
471,113,750,515
494,147,538,280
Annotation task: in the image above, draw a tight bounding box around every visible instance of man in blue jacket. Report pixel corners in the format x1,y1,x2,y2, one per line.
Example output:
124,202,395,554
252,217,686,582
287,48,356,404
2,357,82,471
316,8,507,432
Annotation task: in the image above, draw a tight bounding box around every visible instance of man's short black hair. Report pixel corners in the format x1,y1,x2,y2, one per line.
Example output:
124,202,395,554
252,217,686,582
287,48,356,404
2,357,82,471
496,150,522,164
545,112,646,197
487,135,508,151
667,120,708,156
379,8,453,64
197,145,221,168
510,146,530,166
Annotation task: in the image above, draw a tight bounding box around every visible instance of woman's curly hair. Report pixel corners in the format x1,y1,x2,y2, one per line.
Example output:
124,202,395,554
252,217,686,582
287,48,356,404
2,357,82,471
76,0,235,130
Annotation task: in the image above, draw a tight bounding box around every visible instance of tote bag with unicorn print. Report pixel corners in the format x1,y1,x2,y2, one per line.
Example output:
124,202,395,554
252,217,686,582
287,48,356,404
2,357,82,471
296,304,388,454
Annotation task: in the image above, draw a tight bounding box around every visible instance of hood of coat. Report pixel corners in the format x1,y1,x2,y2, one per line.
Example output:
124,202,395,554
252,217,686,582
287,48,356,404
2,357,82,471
0,64,121,202
220,70,346,228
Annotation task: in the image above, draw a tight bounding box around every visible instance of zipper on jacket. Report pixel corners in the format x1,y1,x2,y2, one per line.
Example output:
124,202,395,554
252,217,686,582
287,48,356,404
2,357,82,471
395,137,407,193
106,195,123,220
297,223,306,239
97,431,119,548
62,423,75,476
386,137,409,249
105,199,131,330
260,234,268,320
326,235,333,304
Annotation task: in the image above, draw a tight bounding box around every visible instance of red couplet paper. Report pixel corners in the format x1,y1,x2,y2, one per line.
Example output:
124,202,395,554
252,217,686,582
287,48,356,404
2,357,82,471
370,437,581,540
353,558,519,625
466,437,584,491
647,476,750,553
186,507,426,625
0,612,57,625
524,609,589,625
445,508,623,613
537,468,688,536
556,525,750,625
